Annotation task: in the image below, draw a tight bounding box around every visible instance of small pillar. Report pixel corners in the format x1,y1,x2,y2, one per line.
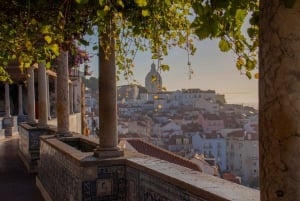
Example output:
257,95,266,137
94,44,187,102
56,51,70,136
47,74,51,120
27,66,36,124
69,82,74,114
53,79,57,117
94,22,123,158
18,84,24,116
4,83,10,118
3,82,13,136
17,84,27,123
38,62,48,128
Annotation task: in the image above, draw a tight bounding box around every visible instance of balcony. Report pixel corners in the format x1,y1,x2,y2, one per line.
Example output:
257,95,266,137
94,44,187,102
35,134,259,201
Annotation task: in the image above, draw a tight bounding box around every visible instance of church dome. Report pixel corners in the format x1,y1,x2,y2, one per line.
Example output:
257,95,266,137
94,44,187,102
145,63,162,93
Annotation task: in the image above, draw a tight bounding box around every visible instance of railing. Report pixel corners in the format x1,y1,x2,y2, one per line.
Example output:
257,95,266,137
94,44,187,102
37,134,260,201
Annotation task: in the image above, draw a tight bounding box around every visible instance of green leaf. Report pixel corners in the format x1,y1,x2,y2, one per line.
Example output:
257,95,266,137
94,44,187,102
103,5,110,12
86,27,94,35
235,9,247,28
236,57,244,70
117,0,125,7
165,0,171,5
195,27,210,40
142,9,150,17
78,38,90,46
134,0,147,7
50,44,60,56
75,0,89,4
245,59,256,70
25,41,32,50
218,38,231,52
24,62,31,68
46,62,51,68
161,64,170,71
40,25,51,34
151,54,159,59
246,71,252,79
92,45,98,51
44,35,52,44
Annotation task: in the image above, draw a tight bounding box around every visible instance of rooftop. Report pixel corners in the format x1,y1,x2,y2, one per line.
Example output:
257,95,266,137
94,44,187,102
121,138,201,171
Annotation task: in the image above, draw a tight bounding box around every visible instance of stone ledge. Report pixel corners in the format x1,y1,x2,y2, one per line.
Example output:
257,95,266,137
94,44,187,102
36,177,54,201
126,156,260,201
40,135,126,166
38,135,260,201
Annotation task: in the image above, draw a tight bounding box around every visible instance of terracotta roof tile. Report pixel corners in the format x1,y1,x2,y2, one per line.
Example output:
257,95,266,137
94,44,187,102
222,173,241,184
126,139,201,172
227,130,245,138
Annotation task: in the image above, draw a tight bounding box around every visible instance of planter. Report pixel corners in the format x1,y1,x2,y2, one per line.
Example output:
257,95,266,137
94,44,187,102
36,136,259,201
18,123,56,172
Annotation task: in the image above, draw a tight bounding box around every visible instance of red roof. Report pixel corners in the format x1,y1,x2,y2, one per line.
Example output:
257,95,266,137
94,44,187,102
227,130,245,138
126,139,202,172
222,173,241,184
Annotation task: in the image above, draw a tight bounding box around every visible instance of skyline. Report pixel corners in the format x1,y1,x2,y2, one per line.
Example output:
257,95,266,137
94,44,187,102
86,38,258,108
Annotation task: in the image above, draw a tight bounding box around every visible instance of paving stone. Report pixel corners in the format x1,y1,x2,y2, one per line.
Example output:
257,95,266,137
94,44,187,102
0,136,45,201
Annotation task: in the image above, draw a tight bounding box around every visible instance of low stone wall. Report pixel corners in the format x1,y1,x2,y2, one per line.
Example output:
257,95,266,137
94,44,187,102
37,135,100,201
37,135,260,201
47,113,81,134
18,123,56,172
0,116,19,136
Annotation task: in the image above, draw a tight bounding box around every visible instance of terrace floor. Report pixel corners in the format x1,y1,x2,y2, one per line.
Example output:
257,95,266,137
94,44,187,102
0,134,45,201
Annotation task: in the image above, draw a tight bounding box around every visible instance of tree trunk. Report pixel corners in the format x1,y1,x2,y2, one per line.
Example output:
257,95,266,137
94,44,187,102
259,0,300,200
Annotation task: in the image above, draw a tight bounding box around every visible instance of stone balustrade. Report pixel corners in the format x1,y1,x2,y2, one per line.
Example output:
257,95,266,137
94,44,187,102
36,135,259,201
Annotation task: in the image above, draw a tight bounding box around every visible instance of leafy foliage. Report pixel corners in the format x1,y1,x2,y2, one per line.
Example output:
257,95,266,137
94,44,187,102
99,0,195,81
0,0,258,82
192,0,259,79
0,0,96,80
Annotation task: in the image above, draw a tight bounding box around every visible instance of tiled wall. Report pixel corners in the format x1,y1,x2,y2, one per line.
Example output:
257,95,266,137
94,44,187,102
39,139,83,201
37,137,259,201
126,166,208,201
18,124,54,171
38,139,207,201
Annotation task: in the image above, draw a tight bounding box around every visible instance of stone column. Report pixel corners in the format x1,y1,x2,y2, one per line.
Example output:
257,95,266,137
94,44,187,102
27,66,36,124
56,51,70,136
4,83,10,117
47,74,51,120
54,78,57,117
94,20,123,158
38,62,48,128
18,84,24,116
260,1,300,200
3,82,13,136
69,82,74,114
17,84,27,124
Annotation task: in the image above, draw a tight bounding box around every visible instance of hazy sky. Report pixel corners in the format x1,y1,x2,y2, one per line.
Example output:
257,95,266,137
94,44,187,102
86,38,258,108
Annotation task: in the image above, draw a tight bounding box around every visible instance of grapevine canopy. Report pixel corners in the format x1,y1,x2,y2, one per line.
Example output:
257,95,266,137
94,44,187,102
0,0,258,82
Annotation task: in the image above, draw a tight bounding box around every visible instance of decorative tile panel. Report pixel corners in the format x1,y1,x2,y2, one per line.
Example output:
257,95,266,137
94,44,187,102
96,165,126,201
38,140,82,201
82,181,97,201
127,166,208,201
